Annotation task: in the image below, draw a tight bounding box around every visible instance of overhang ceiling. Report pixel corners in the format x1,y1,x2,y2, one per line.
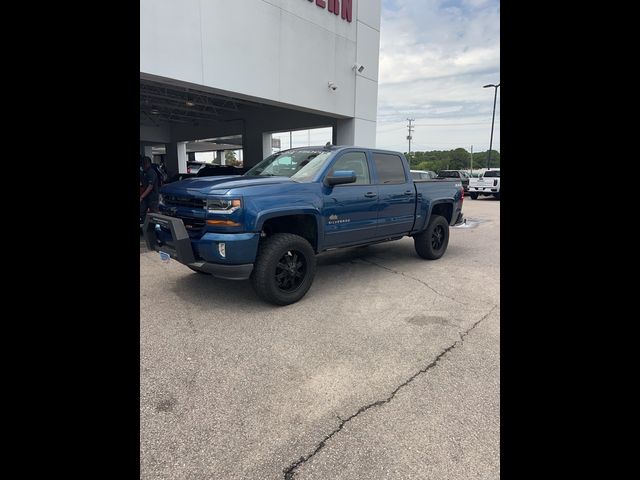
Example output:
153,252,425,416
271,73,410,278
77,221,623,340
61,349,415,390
140,78,264,126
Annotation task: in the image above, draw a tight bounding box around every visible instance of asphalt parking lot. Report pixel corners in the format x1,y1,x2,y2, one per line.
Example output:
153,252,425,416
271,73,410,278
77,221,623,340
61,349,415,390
140,197,500,479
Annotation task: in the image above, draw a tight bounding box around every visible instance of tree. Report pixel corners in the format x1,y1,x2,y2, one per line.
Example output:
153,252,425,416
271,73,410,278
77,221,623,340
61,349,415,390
405,148,499,173
225,151,242,167
450,148,470,170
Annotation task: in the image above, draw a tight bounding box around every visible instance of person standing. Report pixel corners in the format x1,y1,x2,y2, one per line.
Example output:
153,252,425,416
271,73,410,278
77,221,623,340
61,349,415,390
140,156,160,224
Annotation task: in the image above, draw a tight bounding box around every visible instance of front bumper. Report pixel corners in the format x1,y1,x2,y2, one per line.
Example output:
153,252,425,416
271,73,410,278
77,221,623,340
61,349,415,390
142,213,255,280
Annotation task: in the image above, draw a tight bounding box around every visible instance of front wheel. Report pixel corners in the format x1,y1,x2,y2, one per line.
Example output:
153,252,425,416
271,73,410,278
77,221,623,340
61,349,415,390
414,215,450,260
251,233,317,305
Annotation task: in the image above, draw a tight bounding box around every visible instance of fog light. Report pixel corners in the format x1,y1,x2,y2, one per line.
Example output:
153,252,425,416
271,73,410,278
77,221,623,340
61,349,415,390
218,242,226,258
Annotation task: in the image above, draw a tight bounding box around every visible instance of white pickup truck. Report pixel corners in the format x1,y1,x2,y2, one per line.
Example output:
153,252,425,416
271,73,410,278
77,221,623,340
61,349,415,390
468,168,500,199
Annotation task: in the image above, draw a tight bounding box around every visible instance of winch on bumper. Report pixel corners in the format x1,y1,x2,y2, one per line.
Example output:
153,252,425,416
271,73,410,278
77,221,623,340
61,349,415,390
142,213,258,280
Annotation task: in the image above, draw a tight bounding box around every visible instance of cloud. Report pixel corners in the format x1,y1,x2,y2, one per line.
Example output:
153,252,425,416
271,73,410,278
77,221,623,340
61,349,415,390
376,0,500,151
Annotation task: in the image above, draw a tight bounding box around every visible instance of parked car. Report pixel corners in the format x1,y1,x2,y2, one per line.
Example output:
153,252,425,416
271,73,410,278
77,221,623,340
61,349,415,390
468,168,500,199
187,161,207,175
436,170,470,192
410,169,437,180
165,173,197,184
143,146,465,305
196,165,246,177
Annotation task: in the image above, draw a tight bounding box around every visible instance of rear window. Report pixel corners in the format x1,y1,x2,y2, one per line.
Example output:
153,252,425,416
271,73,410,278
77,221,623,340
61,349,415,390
483,170,500,177
373,153,406,184
437,171,460,178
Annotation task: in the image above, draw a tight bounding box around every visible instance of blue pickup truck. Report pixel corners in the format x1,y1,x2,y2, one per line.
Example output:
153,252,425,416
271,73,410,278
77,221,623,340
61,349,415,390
143,145,464,305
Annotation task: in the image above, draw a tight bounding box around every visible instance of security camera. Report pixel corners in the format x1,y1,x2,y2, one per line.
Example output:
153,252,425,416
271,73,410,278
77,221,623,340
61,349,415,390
353,63,365,73
328,81,338,91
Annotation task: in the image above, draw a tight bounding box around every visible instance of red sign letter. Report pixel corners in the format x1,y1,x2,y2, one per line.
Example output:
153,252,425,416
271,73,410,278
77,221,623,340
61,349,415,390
341,0,352,22
342,0,352,22
328,0,340,15
316,0,326,8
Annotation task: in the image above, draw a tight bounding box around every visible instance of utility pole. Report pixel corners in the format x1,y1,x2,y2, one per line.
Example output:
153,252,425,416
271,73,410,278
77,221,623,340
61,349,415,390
406,118,414,162
483,83,500,169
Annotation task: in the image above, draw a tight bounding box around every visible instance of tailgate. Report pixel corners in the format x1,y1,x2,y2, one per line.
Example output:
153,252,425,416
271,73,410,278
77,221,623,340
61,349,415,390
470,177,499,189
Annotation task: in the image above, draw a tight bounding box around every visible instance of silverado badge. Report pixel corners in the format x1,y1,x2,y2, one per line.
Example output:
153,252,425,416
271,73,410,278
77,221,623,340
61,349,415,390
328,214,350,225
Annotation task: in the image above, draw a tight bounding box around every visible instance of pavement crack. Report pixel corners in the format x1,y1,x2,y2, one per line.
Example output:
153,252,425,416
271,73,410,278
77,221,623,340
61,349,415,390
359,258,470,306
282,305,497,479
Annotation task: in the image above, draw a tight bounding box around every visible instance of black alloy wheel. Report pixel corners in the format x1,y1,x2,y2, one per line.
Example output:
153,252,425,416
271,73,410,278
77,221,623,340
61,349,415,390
275,250,307,292
431,224,446,250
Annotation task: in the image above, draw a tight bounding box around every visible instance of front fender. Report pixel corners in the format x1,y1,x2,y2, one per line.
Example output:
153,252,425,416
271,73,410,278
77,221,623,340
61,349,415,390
254,207,323,232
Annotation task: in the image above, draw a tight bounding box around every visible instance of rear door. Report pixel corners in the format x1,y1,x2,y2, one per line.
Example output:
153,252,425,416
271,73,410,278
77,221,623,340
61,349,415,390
321,150,379,248
372,152,416,238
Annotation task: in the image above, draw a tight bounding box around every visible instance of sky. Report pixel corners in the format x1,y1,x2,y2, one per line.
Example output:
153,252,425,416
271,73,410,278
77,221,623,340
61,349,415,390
272,0,499,154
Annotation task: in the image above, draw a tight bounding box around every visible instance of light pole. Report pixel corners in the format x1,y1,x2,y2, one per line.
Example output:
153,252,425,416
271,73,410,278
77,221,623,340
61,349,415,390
483,83,500,169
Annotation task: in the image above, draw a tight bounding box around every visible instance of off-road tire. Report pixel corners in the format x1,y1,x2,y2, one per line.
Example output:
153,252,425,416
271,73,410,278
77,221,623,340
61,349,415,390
414,215,450,260
251,233,317,305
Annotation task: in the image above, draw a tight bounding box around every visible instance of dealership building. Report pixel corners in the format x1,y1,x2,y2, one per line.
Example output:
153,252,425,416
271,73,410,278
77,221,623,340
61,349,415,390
140,0,381,174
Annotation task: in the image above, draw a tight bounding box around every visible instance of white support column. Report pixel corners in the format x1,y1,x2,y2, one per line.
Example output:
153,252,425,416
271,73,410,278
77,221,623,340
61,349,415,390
337,118,355,145
177,142,187,173
216,150,225,165
143,146,154,160
165,142,188,174
337,118,376,147
262,133,273,158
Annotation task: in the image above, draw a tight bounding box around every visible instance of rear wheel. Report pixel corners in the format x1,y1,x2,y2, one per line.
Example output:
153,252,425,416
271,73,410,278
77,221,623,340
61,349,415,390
493,192,500,200
414,215,450,260
251,233,317,305
469,193,478,199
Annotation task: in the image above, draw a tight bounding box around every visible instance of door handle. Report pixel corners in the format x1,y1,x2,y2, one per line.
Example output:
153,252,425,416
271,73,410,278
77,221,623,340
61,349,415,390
404,190,413,195
364,192,377,198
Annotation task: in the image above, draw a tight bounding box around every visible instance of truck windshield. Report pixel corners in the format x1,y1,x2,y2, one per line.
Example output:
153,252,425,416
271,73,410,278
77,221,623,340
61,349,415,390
244,149,333,183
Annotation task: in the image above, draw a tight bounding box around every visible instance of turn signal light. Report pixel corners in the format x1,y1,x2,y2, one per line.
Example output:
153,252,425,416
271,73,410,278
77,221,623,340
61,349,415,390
206,219,241,227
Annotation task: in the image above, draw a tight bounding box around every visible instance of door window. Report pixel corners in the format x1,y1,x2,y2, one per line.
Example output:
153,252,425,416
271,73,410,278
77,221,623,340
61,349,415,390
329,152,370,185
372,153,406,184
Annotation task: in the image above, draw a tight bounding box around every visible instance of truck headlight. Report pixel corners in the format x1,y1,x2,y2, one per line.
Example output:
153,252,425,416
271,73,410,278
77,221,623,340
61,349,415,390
207,198,242,214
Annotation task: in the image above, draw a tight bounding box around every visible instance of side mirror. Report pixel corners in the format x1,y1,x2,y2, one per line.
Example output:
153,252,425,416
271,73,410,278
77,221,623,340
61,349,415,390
324,170,357,186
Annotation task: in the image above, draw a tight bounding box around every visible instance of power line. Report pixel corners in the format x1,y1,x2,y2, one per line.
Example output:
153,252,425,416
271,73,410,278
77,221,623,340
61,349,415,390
377,122,499,130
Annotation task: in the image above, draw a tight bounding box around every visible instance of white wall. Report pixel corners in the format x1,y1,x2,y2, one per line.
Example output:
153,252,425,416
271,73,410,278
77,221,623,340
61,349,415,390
141,0,380,147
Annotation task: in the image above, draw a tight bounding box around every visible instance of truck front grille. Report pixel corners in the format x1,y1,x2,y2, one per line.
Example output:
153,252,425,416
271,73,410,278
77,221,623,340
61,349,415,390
163,195,206,209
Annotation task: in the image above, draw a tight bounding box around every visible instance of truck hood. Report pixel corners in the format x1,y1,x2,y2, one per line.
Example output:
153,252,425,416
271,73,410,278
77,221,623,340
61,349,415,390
161,175,296,195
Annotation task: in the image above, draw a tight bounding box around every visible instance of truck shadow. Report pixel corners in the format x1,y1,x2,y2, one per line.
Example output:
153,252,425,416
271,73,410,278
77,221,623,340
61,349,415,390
166,242,451,309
